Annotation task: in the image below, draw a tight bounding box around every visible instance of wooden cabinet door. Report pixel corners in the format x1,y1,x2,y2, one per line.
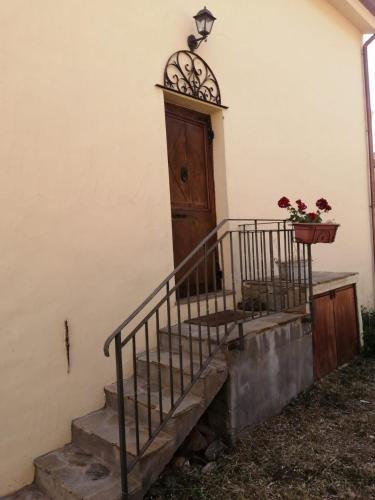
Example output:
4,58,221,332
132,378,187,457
334,286,359,366
313,293,337,379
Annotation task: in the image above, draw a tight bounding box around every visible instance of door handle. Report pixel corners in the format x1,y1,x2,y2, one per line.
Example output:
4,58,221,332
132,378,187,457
180,166,188,183
172,212,188,219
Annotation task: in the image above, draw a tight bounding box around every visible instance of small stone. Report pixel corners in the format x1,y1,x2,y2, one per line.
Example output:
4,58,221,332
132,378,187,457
202,461,217,474
204,440,227,461
86,463,110,480
173,456,186,469
182,459,191,471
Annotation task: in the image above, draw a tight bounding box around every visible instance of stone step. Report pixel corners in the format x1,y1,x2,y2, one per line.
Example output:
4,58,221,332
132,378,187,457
10,330,229,500
71,407,172,475
105,375,203,428
158,322,229,358
34,444,141,500
1,484,50,500
136,349,227,398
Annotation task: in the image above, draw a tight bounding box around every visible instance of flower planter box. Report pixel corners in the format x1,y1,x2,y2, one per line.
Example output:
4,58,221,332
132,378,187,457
293,223,339,244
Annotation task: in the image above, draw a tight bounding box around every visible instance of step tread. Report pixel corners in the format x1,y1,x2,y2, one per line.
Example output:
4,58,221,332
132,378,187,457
160,321,233,340
137,349,227,376
1,484,50,500
34,443,140,499
73,407,172,458
105,376,204,416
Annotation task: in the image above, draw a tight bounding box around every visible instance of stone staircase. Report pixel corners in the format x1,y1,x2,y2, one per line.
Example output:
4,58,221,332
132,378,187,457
5,323,229,500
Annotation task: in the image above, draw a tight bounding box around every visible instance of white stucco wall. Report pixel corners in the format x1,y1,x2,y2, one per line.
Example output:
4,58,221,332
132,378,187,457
0,0,373,494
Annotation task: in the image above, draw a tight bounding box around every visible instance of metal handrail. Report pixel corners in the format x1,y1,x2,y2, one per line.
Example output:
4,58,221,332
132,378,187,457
103,218,310,500
103,218,287,356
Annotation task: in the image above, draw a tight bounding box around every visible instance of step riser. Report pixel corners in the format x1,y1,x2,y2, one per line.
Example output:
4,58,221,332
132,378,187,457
71,422,168,481
136,358,207,398
72,423,123,468
136,354,228,399
106,391,167,429
159,331,212,358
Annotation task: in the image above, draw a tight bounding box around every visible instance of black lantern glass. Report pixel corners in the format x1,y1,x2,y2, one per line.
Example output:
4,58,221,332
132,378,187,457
194,6,216,37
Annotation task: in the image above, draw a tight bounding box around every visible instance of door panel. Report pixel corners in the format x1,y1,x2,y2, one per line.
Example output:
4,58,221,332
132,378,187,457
334,286,359,366
165,103,217,294
313,294,337,379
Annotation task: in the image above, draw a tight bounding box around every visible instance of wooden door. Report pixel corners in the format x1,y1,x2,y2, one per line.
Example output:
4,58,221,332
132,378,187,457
165,103,217,294
334,286,359,366
313,285,359,379
313,293,337,379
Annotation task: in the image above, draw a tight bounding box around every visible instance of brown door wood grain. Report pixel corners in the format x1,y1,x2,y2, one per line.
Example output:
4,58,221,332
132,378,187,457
334,286,359,366
313,285,359,380
313,293,337,379
165,103,217,294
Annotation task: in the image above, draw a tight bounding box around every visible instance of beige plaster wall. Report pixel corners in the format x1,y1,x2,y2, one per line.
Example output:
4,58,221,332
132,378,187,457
0,0,373,494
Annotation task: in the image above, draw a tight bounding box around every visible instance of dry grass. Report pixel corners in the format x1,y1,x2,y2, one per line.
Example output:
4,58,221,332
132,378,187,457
146,357,375,499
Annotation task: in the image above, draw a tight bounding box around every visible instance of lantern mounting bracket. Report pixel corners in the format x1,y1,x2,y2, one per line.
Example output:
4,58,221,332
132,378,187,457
187,34,207,52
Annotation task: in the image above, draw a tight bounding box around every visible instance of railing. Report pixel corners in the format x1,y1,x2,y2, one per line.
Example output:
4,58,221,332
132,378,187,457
103,219,313,499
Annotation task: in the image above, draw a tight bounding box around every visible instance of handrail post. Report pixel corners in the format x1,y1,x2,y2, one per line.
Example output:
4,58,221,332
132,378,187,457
115,334,128,500
307,244,314,324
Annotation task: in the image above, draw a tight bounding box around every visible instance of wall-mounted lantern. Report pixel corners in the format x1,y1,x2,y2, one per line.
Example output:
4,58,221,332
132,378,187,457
187,6,216,52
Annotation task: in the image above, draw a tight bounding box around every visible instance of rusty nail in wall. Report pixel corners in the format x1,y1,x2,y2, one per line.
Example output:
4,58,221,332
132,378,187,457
65,320,70,373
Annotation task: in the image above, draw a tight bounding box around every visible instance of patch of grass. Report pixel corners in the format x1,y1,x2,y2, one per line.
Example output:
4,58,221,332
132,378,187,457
361,307,375,357
146,357,375,499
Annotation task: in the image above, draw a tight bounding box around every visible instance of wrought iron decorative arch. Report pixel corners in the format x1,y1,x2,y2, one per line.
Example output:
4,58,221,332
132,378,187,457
163,50,221,106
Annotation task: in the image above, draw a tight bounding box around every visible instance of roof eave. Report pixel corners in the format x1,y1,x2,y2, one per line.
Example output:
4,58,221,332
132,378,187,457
326,0,375,32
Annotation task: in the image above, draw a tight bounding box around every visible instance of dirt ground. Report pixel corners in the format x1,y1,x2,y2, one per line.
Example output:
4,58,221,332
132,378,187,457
146,357,375,499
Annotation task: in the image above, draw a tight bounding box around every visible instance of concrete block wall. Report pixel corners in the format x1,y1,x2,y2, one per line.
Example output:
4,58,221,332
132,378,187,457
207,316,313,441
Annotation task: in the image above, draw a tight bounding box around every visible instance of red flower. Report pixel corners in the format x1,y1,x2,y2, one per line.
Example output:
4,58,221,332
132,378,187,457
278,197,291,208
296,199,307,212
316,198,332,212
307,212,318,221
